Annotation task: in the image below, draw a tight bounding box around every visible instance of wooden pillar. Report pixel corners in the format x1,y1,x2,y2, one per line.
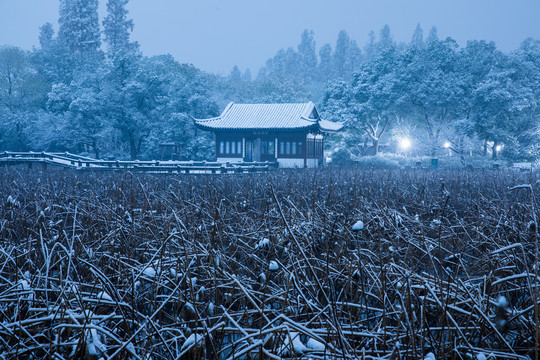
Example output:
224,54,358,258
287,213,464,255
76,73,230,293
321,134,325,167
304,134,307,168
215,133,219,161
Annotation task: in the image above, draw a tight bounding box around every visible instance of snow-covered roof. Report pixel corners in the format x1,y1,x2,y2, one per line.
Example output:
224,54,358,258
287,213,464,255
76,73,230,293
319,119,344,132
194,102,343,132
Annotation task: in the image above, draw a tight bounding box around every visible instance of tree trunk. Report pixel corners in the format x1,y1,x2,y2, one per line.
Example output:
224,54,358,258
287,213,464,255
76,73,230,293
93,139,100,159
492,142,498,159
16,122,24,152
129,134,137,160
430,128,441,157
458,137,465,162
373,139,379,155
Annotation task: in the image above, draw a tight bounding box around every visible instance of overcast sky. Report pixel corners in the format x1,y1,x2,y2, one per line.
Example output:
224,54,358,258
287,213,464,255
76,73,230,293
1,0,539,75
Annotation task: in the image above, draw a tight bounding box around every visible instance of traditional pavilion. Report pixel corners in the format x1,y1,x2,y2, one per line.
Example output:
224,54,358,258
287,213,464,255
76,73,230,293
193,102,343,168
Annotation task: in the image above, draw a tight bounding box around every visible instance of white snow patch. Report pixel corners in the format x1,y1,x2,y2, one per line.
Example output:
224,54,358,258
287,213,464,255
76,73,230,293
86,327,106,358
256,238,270,248
184,302,195,315
7,195,19,206
279,332,308,356
207,302,215,316
269,260,279,271
18,279,31,291
96,291,113,302
476,353,487,360
291,332,308,354
182,333,203,350
424,352,436,360
352,220,364,230
67,284,78,295
306,337,325,351
125,342,136,356
18,279,35,301
143,267,156,278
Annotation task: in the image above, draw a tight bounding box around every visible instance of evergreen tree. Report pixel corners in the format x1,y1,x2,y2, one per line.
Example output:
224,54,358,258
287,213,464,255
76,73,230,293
229,65,241,82
378,24,393,50
426,26,439,44
364,30,377,62
345,40,362,74
58,0,101,54
243,68,252,82
411,23,424,49
334,30,351,78
103,0,139,58
297,30,318,79
284,47,300,76
224,65,243,99
38,23,54,48
0,46,47,151
318,44,333,81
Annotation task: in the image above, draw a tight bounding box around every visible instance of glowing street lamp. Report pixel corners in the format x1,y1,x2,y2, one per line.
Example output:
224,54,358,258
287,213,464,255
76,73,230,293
399,138,412,151
443,141,452,156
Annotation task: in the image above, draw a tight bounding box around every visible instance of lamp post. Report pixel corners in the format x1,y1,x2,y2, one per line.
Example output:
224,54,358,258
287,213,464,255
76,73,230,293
443,141,451,156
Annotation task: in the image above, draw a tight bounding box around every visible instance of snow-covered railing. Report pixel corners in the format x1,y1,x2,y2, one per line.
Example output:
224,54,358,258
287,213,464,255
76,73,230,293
0,151,278,174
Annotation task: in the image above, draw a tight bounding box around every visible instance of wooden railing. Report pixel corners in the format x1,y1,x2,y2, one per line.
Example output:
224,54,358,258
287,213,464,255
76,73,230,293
0,152,278,174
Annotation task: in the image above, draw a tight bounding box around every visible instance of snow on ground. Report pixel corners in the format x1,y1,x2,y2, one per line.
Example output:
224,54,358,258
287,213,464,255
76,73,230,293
181,333,203,350
352,220,364,230
278,331,308,356
96,291,113,302
256,237,270,248
269,260,279,271
142,266,157,278
1,168,538,358
306,337,326,351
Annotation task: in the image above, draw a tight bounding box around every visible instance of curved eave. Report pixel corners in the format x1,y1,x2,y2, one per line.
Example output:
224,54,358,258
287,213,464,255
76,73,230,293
194,122,320,132
318,119,345,133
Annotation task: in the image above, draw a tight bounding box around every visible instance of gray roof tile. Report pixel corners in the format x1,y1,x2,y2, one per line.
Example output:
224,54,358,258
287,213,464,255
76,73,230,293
194,102,342,132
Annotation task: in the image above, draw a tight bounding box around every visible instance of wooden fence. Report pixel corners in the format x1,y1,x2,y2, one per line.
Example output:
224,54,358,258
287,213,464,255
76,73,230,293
0,152,278,174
